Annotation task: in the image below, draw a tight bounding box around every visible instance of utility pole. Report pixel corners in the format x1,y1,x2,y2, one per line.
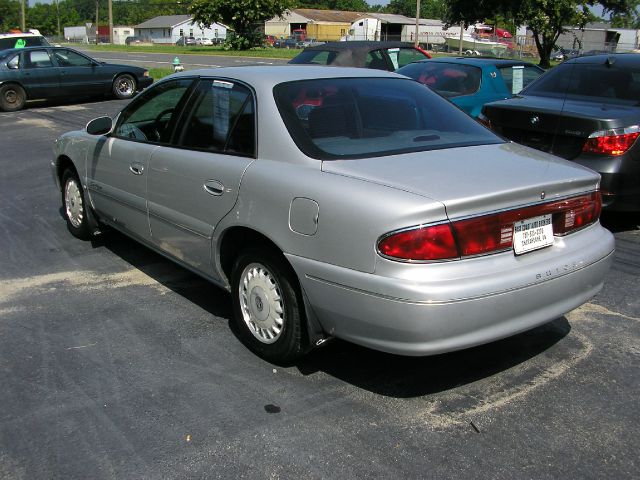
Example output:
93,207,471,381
20,0,26,32
108,0,113,44
56,0,61,37
414,0,420,48
95,0,99,45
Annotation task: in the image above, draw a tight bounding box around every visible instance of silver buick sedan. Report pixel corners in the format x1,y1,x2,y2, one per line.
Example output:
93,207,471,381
52,66,615,363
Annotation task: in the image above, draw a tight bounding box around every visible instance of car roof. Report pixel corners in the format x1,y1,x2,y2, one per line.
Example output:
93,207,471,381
415,57,539,67
565,52,640,66
301,41,419,52
166,65,404,86
0,32,42,38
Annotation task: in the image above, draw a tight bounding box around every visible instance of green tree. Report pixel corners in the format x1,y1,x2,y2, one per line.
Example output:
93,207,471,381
442,0,631,68
387,0,446,19
190,0,295,49
0,0,20,31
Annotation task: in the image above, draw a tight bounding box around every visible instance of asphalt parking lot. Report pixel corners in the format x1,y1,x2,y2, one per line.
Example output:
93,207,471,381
0,97,638,479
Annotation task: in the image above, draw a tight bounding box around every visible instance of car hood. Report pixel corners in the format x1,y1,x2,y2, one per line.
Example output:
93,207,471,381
321,142,600,219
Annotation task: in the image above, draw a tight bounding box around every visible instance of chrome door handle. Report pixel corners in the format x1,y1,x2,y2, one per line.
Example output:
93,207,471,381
204,180,224,196
129,163,144,175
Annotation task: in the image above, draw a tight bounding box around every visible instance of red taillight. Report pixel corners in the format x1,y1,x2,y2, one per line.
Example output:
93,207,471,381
378,223,458,261
377,192,601,262
582,126,640,156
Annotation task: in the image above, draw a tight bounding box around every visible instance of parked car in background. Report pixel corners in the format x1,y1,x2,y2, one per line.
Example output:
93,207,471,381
124,36,143,46
195,37,213,46
176,36,196,46
482,53,640,211
52,66,613,362
0,32,50,51
289,41,432,71
397,57,544,118
0,46,153,111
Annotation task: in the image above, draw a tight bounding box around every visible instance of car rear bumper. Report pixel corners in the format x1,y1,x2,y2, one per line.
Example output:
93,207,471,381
288,223,615,356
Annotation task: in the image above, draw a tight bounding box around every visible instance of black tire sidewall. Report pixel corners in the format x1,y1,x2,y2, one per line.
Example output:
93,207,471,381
113,74,136,99
0,84,26,112
61,169,91,240
231,248,305,363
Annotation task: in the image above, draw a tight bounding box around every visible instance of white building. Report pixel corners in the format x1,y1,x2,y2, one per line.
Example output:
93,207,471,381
112,27,135,45
346,14,470,45
134,15,227,44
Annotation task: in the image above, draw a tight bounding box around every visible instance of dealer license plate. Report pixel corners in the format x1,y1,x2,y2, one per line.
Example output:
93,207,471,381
513,214,554,255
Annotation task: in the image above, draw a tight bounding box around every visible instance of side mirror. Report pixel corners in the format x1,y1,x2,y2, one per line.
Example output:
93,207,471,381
86,116,112,135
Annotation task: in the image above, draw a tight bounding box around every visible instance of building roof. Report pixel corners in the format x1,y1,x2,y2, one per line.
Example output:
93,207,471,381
354,13,444,26
292,8,363,23
134,15,193,29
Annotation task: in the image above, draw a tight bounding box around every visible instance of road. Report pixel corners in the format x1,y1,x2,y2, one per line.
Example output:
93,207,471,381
77,48,290,71
0,96,638,479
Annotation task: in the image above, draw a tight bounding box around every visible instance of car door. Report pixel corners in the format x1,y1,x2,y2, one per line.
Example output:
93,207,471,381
16,49,60,98
51,49,110,96
146,78,256,277
87,78,195,241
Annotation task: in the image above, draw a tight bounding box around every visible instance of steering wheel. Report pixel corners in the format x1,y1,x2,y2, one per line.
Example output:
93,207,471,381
152,108,175,141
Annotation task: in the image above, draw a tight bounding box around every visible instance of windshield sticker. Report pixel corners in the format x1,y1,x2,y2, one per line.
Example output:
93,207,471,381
14,38,26,49
212,85,231,143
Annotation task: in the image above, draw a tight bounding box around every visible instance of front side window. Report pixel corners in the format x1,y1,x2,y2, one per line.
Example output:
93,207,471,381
53,49,93,67
289,50,338,65
365,50,389,70
498,65,543,95
176,79,255,156
389,47,429,69
114,78,193,143
399,62,482,97
274,77,502,160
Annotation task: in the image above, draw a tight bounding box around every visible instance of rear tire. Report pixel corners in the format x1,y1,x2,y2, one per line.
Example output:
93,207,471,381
113,74,137,100
61,169,92,240
231,247,306,363
0,83,26,111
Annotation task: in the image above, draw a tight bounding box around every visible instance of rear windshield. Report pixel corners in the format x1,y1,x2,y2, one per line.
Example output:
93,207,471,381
289,50,338,65
274,77,502,160
0,36,50,50
397,62,482,97
524,62,640,104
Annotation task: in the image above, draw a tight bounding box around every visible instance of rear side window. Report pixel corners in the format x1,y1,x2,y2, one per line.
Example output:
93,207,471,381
24,50,52,69
399,62,481,97
176,79,255,157
289,50,338,65
274,77,502,160
497,65,543,94
525,62,640,104
0,36,49,50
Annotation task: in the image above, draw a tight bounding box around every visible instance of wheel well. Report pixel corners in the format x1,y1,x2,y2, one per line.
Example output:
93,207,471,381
56,155,76,188
219,227,289,284
0,81,28,99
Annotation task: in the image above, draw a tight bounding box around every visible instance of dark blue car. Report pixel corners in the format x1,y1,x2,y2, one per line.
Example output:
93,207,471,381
397,57,544,118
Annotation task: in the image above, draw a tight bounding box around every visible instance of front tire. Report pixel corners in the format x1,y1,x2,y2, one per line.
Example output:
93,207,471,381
113,74,137,100
61,169,91,240
231,247,306,363
0,83,26,111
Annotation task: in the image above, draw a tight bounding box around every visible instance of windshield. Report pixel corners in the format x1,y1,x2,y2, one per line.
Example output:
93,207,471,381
274,77,502,160
0,36,50,50
524,62,640,105
397,62,482,97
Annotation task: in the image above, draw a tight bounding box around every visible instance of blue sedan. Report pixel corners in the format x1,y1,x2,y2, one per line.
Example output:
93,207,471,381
397,57,544,118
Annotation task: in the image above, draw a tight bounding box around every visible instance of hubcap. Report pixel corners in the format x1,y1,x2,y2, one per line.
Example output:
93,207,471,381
64,179,84,228
4,90,17,105
238,263,285,344
116,79,134,96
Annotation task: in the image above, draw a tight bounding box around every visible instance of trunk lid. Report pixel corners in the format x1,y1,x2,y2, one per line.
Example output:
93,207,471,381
322,142,600,219
484,95,640,159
